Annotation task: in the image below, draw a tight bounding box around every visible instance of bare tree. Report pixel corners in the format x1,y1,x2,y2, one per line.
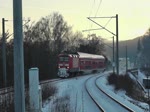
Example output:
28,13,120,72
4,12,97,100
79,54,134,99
23,12,75,79
79,34,105,54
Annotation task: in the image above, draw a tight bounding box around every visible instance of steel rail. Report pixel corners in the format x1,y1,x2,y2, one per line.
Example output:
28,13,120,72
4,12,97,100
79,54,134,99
0,78,62,95
95,75,135,112
85,75,105,112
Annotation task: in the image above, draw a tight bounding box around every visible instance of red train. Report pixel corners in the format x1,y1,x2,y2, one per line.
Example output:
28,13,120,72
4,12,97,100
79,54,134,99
57,52,106,78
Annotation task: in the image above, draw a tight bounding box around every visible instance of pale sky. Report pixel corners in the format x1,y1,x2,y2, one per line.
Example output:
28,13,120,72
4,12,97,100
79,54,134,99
1,0,150,40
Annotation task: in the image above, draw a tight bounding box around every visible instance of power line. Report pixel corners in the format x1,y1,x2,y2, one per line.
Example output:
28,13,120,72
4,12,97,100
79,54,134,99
87,15,119,75
88,16,116,18
82,16,113,33
104,16,113,28
88,0,103,34
89,0,95,17
82,28,103,32
88,0,96,35
87,17,116,36
7,19,30,40
95,0,102,17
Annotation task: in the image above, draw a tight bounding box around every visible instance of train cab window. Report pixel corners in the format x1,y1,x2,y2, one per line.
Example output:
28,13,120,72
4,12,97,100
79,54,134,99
64,57,69,61
59,57,69,62
59,57,64,62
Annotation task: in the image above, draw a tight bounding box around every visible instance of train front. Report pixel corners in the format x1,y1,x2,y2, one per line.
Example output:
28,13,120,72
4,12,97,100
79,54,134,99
57,53,79,78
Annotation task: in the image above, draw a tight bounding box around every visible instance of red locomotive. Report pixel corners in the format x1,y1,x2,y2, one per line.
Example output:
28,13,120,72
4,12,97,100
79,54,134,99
57,52,106,78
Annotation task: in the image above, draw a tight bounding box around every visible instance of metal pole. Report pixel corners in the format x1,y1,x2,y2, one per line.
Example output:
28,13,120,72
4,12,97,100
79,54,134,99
2,18,7,87
112,36,115,73
147,71,150,112
116,14,119,75
13,0,25,112
148,80,149,101
126,45,128,73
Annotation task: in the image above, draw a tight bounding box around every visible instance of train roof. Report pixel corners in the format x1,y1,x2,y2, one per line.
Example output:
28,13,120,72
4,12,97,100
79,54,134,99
58,52,105,59
77,52,105,59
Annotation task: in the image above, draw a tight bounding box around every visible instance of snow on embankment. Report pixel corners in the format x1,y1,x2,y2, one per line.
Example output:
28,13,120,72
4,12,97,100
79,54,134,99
96,72,148,112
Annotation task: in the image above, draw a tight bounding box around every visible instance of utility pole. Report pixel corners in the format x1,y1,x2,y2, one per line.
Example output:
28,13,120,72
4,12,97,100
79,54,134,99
146,66,150,112
112,36,115,73
13,0,25,112
116,14,119,75
87,14,119,75
125,45,128,73
2,18,7,87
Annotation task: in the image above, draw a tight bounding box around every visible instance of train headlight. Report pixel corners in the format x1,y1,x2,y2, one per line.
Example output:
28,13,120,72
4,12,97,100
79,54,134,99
66,66,69,69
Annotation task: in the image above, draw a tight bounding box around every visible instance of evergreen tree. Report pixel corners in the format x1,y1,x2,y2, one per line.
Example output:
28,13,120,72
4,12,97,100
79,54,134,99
137,38,142,53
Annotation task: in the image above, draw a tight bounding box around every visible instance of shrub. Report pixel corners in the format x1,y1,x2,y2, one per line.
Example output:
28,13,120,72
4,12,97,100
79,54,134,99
51,95,71,112
42,84,57,102
107,73,134,95
107,72,118,85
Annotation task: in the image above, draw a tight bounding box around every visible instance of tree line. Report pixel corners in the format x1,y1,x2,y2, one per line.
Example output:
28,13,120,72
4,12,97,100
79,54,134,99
136,28,150,68
0,12,105,88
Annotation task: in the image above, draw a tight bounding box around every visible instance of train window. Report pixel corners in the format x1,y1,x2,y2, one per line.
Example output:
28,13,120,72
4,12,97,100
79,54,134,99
88,61,91,64
64,57,69,61
85,61,88,64
59,57,69,62
85,66,91,69
59,57,64,62
89,61,91,64
80,61,84,65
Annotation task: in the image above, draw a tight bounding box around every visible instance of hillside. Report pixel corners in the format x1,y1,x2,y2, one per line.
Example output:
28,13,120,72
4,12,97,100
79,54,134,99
105,36,143,63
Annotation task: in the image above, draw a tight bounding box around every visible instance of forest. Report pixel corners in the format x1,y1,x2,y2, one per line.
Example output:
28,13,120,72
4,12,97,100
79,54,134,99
136,28,150,68
0,12,105,88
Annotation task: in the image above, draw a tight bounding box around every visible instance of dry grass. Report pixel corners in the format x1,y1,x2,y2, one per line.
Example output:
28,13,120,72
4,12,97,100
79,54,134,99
42,84,58,102
51,95,72,112
107,72,145,102
0,83,57,112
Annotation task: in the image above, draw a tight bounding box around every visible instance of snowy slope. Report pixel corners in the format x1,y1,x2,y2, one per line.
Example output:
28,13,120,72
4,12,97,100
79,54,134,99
42,72,149,112
96,73,147,112
42,75,100,112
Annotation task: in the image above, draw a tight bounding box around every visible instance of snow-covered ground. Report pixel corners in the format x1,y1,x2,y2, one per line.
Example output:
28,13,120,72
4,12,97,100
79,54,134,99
96,72,148,112
42,71,149,112
42,75,100,112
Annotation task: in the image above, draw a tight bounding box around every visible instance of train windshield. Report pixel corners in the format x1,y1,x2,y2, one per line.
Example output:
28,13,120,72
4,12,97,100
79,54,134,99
59,57,69,62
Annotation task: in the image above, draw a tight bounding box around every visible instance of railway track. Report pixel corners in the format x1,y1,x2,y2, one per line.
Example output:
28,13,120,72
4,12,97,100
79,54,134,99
0,73,93,95
0,68,139,94
96,75,135,112
85,75,104,112
85,74,135,112
0,78,62,95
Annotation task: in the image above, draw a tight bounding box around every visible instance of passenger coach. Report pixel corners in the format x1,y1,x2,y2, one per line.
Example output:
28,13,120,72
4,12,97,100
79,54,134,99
57,52,106,78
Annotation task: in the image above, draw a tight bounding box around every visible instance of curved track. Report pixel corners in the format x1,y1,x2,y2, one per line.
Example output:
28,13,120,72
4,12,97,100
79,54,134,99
0,78,63,106
85,75,104,112
0,78,62,95
85,74,135,112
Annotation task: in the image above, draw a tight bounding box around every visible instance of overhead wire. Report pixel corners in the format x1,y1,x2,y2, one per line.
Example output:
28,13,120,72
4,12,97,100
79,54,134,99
104,16,113,28
89,0,95,18
86,0,103,35
91,0,103,34
95,0,102,17
88,0,96,35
